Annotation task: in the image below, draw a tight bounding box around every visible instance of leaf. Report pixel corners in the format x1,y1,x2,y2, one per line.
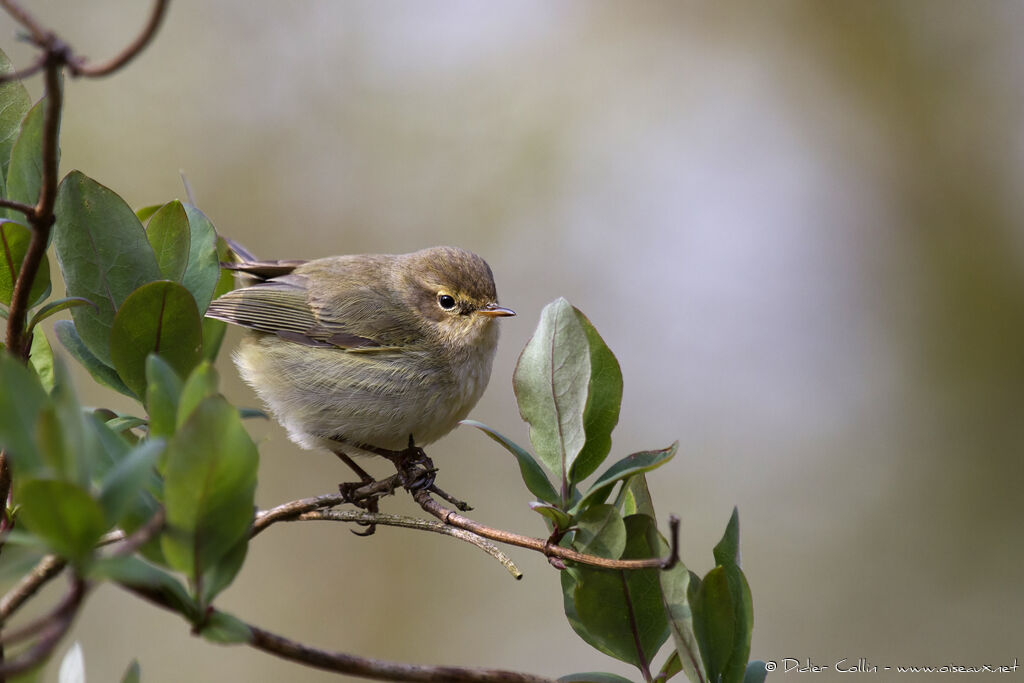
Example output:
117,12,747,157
513,299,623,499
574,444,677,515
0,219,50,307
6,95,59,217
121,660,141,683
58,642,85,683
161,395,257,604
620,472,657,520
27,296,95,334
146,200,190,282
98,438,164,527
558,674,636,683
176,361,219,428
201,237,235,361
573,504,626,560
200,610,253,644
87,555,198,622
569,308,623,483
18,479,106,567
136,203,164,223
104,416,148,433
0,48,31,181
54,319,136,399
110,281,203,398
658,651,683,681
566,514,669,669
462,419,559,505
200,532,248,606
53,171,162,365
714,507,741,569
528,501,573,531
28,326,55,393
743,661,769,683
0,351,50,477
692,566,753,683
660,550,706,683
181,204,220,314
145,354,182,439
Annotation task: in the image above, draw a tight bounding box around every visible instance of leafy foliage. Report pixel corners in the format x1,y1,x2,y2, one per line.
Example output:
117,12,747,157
471,299,761,682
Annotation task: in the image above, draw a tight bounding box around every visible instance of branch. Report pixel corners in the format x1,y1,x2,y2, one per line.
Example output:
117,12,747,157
0,555,65,623
293,508,522,580
0,577,84,677
248,624,557,683
413,490,681,571
71,0,169,78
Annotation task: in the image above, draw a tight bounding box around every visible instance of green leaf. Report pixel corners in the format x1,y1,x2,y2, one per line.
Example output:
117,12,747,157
566,514,669,669
54,320,136,398
620,473,657,520
53,171,162,365
0,219,50,307
0,49,31,182
569,308,623,483
513,299,623,499
462,419,559,505
110,281,203,399
200,532,249,606
201,237,235,361
573,504,626,560
181,204,220,314
28,326,55,393
18,479,106,566
6,94,59,217
574,444,678,515
146,200,190,282
135,203,164,223
528,501,573,531
714,507,741,569
87,554,199,622
239,407,268,420
161,395,257,603
660,552,705,683
693,566,753,683
200,610,253,644
0,351,50,477
658,651,683,681
558,674,636,683
104,416,148,433
145,354,183,439
743,661,768,683
176,361,219,428
98,438,163,527
120,660,140,683
27,297,95,334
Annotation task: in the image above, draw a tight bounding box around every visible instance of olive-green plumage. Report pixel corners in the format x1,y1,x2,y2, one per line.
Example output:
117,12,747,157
206,246,514,454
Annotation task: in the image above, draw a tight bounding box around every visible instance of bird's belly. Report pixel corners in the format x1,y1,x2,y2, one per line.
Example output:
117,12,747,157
235,336,493,452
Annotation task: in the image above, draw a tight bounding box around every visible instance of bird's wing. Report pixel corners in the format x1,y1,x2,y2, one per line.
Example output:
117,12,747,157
205,276,384,350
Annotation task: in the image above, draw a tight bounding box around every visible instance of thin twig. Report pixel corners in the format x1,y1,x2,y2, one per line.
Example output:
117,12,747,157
0,54,45,84
71,0,169,78
0,577,84,677
248,624,557,683
109,507,165,557
3,35,62,358
0,198,35,217
0,555,65,622
294,509,522,580
413,490,679,571
0,0,49,44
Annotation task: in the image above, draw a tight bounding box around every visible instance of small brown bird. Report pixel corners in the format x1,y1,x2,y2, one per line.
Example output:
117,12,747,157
206,245,515,488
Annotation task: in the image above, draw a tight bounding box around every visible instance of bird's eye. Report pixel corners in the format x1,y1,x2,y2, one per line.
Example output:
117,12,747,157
437,294,457,310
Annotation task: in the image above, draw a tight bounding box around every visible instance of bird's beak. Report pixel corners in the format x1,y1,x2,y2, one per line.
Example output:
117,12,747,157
476,303,516,318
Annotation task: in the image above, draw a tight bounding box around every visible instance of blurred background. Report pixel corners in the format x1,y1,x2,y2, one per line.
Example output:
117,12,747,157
2,1,1023,681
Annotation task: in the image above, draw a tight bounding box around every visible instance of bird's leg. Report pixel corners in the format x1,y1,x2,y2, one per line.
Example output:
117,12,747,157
332,447,382,536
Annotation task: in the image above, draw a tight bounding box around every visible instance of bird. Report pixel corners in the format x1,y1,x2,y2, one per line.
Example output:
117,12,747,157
205,244,515,502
